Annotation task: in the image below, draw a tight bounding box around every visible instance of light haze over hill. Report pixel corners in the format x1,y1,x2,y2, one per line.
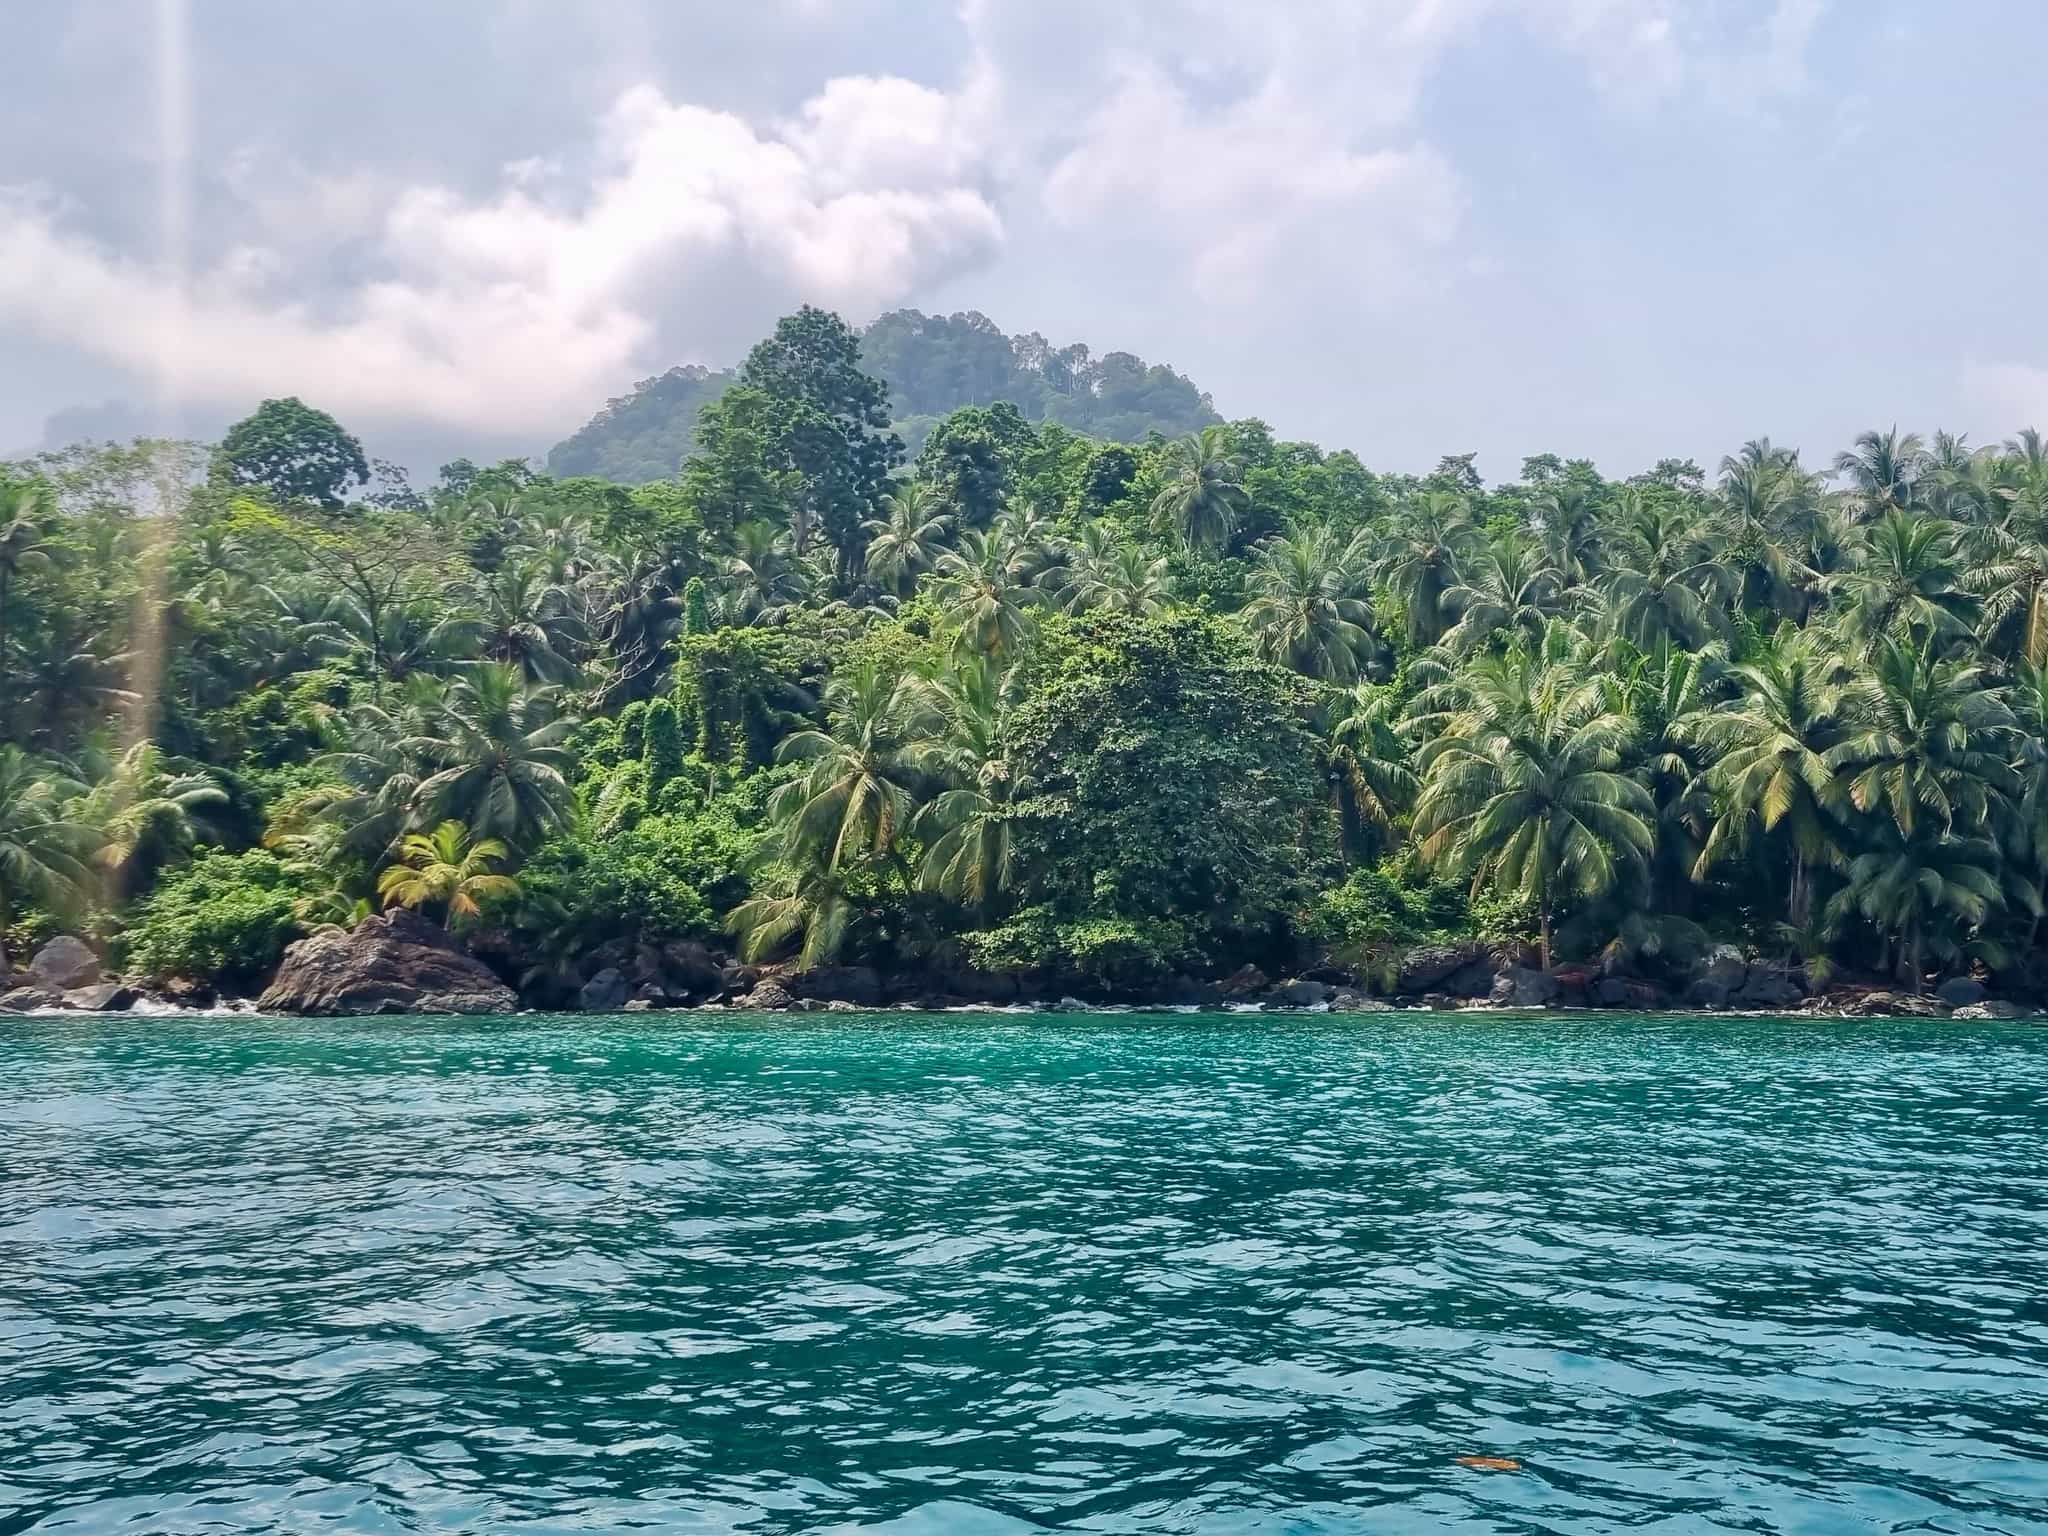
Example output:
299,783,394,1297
546,310,1220,484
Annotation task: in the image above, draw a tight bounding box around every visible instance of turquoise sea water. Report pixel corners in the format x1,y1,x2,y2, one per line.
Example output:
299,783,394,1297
3,1011,2046,1535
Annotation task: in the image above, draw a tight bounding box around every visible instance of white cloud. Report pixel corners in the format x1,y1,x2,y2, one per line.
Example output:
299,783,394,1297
0,77,1002,436
0,0,1841,447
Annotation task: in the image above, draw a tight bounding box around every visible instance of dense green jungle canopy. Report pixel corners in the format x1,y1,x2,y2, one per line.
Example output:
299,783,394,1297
6,304,2048,999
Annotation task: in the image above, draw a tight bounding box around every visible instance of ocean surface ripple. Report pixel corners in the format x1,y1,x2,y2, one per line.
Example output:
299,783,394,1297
3,1011,2046,1534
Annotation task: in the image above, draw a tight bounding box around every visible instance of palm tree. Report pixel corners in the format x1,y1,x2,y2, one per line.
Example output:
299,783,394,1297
475,563,587,685
728,865,857,970
766,661,936,874
1611,641,1722,915
933,529,1046,657
1825,826,2004,991
1825,636,2015,839
0,747,97,932
1834,426,1926,523
1150,427,1249,551
377,820,519,930
1688,625,1849,927
1960,477,2048,668
407,664,574,851
336,597,474,691
0,480,54,669
9,613,137,747
1828,511,1976,647
1534,481,1605,588
1410,649,1655,967
1715,438,1819,617
724,518,809,622
1060,524,1169,616
862,481,951,595
1374,491,1474,649
911,655,1020,911
79,741,230,898
1597,490,1733,651
1241,526,1382,683
1997,658,2048,954
1320,684,1416,857
1439,533,1564,656
290,676,444,861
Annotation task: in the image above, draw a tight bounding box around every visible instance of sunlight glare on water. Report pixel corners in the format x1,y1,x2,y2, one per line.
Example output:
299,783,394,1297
3,1011,2046,1533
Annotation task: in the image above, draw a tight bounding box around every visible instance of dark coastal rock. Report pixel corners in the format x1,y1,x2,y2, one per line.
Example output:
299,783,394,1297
29,936,101,991
257,912,517,1016
578,968,631,1012
1156,975,1222,1007
64,982,140,1012
1488,967,1560,1007
1934,977,1987,1008
0,983,63,1012
652,942,727,1002
739,978,797,1011
1699,945,1749,992
1219,965,1269,998
1330,990,1394,1012
1595,977,1668,1009
1272,979,1333,1007
1685,979,1732,1009
1395,942,1493,996
159,976,217,1009
1735,971,1805,1009
790,966,884,1007
1952,1001,2029,1020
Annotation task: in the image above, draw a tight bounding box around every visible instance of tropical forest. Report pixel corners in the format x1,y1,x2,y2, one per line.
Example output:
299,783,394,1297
4,304,2047,1013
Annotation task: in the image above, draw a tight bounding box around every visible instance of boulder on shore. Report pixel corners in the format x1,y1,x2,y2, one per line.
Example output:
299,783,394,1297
788,965,884,1007
30,936,101,991
1394,941,1493,996
578,967,631,1012
1699,944,1749,992
739,978,797,1011
257,912,517,1016
1488,967,1560,1007
1735,971,1804,1010
1273,978,1333,1007
65,982,140,1012
1934,977,1987,1008
0,983,63,1012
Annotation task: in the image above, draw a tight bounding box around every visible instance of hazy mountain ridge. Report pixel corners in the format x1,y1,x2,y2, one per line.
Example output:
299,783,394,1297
545,309,1220,483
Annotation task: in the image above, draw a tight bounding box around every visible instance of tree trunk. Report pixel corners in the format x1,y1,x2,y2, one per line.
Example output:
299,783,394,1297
1539,899,1552,972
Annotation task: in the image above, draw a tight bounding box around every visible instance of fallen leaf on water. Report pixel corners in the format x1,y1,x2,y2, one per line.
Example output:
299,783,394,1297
1455,1456,1522,1472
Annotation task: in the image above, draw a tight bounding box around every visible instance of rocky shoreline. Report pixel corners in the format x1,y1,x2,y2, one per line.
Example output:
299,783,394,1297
3,925,2041,1023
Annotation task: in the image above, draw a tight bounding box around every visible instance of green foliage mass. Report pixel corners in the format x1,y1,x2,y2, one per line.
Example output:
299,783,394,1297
1001,611,1336,973
9,321,2048,1004
546,364,734,483
122,850,305,986
214,397,369,509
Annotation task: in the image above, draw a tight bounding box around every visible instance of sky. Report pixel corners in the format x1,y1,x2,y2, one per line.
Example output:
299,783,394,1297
3,0,2046,483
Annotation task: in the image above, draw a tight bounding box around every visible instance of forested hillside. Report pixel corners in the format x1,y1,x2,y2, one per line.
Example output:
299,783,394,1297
546,309,1219,483
5,303,2048,1011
